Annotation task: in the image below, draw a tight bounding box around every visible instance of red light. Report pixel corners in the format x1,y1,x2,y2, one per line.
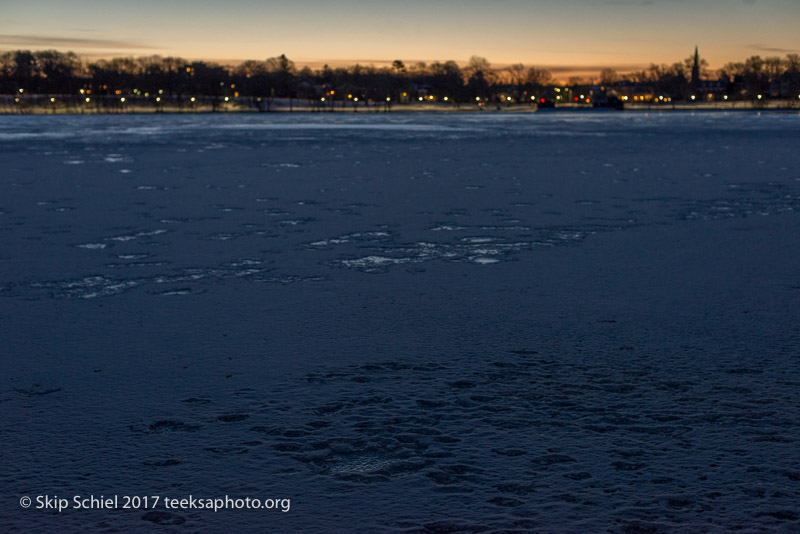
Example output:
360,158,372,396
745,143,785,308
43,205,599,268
540,98,545,103
574,97,579,102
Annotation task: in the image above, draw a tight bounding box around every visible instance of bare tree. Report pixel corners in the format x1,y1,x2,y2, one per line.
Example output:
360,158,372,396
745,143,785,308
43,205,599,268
507,63,526,101
265,54,296,109
466,56,491,80
526,67,552,89
599,68,618,85
743,56,768,98
410,61,428,77
236,60,267,78
719,61,745,82
764,56,784,84
785,54,800,99
464,56,494,102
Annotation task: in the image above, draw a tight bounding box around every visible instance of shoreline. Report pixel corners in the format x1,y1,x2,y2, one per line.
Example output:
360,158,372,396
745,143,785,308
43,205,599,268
2,99,798,116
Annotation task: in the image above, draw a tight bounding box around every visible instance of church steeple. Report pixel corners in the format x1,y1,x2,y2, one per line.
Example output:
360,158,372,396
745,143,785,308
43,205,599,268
691,46,700,88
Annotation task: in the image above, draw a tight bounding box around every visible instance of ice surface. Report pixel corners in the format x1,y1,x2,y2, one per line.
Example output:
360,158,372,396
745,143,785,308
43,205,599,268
1,112,799,532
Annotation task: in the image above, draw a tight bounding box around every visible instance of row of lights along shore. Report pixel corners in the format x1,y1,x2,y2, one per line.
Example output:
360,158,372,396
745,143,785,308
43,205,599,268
11,87,799,105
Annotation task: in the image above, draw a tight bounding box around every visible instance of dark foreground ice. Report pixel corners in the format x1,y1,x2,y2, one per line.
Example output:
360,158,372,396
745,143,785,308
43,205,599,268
1,112,799,533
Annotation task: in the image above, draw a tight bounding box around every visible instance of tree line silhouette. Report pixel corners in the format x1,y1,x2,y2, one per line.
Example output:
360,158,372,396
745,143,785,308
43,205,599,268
2,49,799,112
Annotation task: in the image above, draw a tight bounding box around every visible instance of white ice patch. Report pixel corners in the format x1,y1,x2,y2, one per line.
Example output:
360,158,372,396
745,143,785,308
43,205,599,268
462,237,497,244
158,289,194,296
471,257,500,264
262,163,300,168
31,276,139,299
104,154,130,163
207,233,239,241
429,225,466,231
105,229,167,242
340,256,414,269
479,225,531,231
226,259,262,267
309,231,390,247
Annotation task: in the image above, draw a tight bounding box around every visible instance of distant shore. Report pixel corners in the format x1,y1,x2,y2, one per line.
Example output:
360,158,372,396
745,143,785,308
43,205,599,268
2,96,798,115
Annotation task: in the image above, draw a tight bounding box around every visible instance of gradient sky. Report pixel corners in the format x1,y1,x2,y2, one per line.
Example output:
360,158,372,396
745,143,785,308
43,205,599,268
2,0,799,79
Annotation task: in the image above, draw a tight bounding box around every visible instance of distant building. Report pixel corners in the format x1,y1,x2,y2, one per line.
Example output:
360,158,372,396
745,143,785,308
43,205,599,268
613,80,656,103
698,78,728,99
690,46,729,100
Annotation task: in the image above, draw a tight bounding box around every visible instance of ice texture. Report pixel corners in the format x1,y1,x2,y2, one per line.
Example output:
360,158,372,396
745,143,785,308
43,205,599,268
1,112,799,532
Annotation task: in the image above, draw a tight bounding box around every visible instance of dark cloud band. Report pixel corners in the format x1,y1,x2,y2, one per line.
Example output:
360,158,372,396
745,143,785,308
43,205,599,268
0,34,153,50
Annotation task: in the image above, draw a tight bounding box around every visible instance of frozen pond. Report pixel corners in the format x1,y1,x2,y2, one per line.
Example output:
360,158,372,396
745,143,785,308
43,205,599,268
2,112,800,532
